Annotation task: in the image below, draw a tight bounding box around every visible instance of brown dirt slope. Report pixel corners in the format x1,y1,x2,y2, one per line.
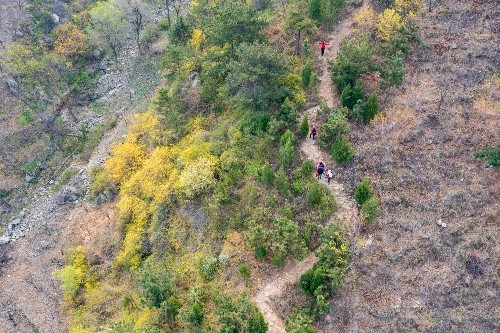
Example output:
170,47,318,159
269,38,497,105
314,1,500,332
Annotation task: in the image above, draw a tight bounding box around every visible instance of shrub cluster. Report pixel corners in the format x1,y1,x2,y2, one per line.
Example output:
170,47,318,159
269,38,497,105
354,178,380,224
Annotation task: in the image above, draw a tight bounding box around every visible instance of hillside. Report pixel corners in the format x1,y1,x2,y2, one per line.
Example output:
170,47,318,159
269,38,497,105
0,0,499,333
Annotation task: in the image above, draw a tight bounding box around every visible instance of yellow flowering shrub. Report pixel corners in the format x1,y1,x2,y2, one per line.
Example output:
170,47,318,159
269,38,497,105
105,141,147,184
190,28,205,50
177,155,219,199
354,7,376,33
394,0,421,18
376,8,403,42
54,23,88,57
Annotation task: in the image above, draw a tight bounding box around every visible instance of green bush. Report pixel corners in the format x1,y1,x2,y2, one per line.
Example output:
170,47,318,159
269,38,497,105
300,115,309,138
354,178,371,205
52,265,84,301
300,266,325,295
474,141,500,168
340,83,353,109
300,160,314,178
244,222,269,261
239,263,251,284
140,261,173,308
216,295,268,333
249,310,268,333
352,80,364,105
380,51,407,90
303,38,311,58
160,296,182,329
285,310,314,333
279,130,296,169
90,167,117,200
319,107,350,149
349,99,365,123
260,163,275,187
140,23,161,47
301,62,312,87
199,256,219,282
277,97,298,126
170,16,191,44
331,136,353,164
271,250,286,267
364,93,379,123
269,217,308,266
274,167,291,196
255,246,267,261
158,17,170,30
189,301,204,325
308,0,322,20
361,194,380,224
329,34,374,91
292,179,306,195
306,182,323,208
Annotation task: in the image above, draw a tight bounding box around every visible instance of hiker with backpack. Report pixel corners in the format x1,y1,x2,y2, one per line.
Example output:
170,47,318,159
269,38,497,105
326,169,333,185
316,162,325,180
310,125,317,140
318,40,330,56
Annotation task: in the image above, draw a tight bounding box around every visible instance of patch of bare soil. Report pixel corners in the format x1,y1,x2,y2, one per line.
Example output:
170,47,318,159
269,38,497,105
314,1,500,332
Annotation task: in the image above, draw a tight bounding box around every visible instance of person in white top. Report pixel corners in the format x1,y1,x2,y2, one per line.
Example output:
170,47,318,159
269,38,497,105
326,169,333,185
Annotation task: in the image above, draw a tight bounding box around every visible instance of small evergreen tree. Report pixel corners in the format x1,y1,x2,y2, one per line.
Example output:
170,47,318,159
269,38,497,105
303,38,312,58
354,178,371,205
340,83,352,109
301,62,312,87
350,99,365,123
319,107,350,150
361,194,380,224
279,130,296,169
309,0,322,20
170,16,190,44
381,51,407,90
300,160,314,177
364,93,378,123
300,115,309,138
260,163,275,187
474,141,500,168
351,80,364,105
277,97,298,125
239,263,251,285
331,136,353,164
306,182,323,207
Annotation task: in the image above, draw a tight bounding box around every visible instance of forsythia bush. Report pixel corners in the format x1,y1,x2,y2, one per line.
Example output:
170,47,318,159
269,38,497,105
178,155,219,199
54,23,88,57
376,9,403,42
189,28,205,50
354,7,376,32
52,246,90,301
105,112,162,183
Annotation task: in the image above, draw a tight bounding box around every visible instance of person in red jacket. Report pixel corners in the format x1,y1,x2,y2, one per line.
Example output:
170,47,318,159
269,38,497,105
318,41,330,56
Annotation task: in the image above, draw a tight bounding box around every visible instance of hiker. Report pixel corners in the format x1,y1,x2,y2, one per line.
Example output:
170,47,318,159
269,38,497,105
326,169,333,185
310,125,317,140
316,162,325,180
318,40,330,56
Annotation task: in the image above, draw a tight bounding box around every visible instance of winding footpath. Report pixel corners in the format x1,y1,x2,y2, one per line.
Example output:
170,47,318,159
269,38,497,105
253,4,367,332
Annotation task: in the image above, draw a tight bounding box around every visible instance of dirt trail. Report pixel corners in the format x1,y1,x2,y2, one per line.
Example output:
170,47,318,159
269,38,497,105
253,4,366,332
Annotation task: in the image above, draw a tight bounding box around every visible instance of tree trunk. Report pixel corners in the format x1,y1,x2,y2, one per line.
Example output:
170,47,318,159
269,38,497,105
428,0,432,12
165,0,171,29
174,4,181,18
296,30,301,54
